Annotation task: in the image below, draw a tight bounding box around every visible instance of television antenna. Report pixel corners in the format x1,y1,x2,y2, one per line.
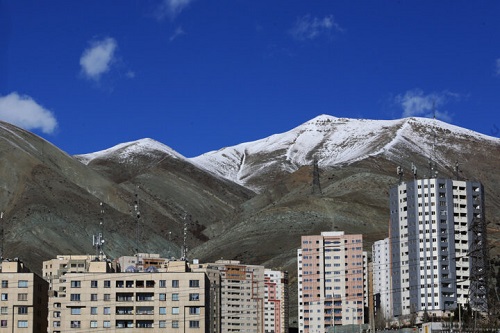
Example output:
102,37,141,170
92,202,106,260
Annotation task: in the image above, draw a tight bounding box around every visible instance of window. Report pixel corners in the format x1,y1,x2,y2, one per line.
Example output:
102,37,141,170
17,294,28,301
189,280,199,288
189,293,200,301
1,281,7,288
70,294,80,301
189,321,200,328
53,321,60,328
1,294,7,301
90,320,98,328
17,320,28,328
172,320,179,328
71,308,81,315
17,280,28,288
91,294,97,301
159,320,166,328
0,307,7,315
159,280,166,288
189,307,200,315
104,294,111,301
172,307,179,315
172,293,179,301
159,307,166,315
159,293,166,301
16,306,27,315
91,280,98,288
172,280,179,288
91,307,98,315
104,307,111,315
70,321,81,328
71,281,81,288
104,280,111,288
0,320,6,327
103,321,111,328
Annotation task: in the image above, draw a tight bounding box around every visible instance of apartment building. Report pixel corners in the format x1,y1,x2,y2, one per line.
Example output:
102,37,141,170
0,259,48,333
372,238,392,321
298,231,365,333
264,269,288,333
203,260,266,333
43,254,209,333
389,178,487,318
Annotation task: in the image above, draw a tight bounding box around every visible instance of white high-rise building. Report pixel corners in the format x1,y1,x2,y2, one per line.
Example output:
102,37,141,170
372,238,392,321
389,178,487,318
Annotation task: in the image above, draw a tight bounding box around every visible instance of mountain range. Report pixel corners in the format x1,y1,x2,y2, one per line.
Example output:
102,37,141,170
1,114,499,325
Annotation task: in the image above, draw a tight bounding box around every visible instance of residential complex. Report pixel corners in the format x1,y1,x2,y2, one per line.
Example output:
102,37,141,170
297,231,366,333
0,259,48,333
387,178,487,318
43,254,209,333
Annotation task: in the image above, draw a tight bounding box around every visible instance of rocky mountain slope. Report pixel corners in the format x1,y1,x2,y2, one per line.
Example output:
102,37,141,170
1,115,500,326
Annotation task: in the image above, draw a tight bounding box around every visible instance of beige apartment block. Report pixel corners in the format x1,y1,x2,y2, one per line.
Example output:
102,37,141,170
201,260,266,333
0,259,48,333
298,231,365,333
264,269,288,333
43,254,209,333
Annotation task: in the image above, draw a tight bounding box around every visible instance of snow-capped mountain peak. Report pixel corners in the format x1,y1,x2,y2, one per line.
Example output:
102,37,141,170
76,138,185,165
189,115,499,191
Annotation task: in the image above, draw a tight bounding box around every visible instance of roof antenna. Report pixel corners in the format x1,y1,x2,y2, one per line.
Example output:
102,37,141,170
397,166,404,184
93,202,106,260
455,161,460,180
0,211,4,260
134,189,141,254
181,214,188,261
411,163,418,180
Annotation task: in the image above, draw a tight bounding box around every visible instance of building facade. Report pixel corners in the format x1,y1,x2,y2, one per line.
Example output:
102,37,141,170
0,259,48,333
372,238,392,322
264,269,289,333
298,231,365,333
389,178,487,318
43,254,209,333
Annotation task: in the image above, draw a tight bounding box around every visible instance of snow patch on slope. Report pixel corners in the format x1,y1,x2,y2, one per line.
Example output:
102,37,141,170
76,138,186,165
190,115,499,187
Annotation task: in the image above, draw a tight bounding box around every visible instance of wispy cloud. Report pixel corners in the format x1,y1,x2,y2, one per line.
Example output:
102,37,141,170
0,92,58,134
394,89,460,123
170,26,185,42
80,37,117,81
495,58,500,76
290,15,344,41
156,0,194,20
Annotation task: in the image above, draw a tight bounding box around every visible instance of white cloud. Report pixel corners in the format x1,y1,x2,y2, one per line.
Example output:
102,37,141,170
80,37,117,81
157,0,194,20
496,58,500,76
394,89,459,123
290,15,344,41
170,26,185,42
0,92,58,134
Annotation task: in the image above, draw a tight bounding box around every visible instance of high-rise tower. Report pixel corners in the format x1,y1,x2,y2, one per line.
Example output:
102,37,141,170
389,178,487,318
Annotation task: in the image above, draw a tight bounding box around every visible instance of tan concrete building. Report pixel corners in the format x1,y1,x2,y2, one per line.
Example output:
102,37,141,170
264,269,288,333
298,231,365,333
201,260,266,333
0,259,48,333
43,254,209,333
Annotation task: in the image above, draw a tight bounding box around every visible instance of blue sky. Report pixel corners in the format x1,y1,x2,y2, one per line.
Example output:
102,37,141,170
1,1,499,157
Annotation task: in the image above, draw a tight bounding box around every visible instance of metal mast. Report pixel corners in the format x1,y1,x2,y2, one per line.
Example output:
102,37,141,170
468,187,489,313
92,202,105,260
134,191,141,254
